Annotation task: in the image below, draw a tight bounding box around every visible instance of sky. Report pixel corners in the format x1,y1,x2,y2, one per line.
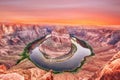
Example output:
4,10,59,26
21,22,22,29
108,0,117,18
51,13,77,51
0,0,120,25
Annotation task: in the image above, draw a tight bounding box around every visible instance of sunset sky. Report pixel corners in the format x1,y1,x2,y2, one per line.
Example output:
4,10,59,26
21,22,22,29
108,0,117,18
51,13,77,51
0,0,120,25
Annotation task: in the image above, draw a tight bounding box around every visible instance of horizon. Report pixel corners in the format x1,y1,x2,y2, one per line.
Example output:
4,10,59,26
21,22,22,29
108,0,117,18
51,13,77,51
0,22,120,30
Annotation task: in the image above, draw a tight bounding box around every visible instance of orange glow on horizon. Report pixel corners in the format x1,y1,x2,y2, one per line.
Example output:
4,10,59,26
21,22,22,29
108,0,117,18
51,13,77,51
0,18,119,26
0,0,120,26
0,11,119,25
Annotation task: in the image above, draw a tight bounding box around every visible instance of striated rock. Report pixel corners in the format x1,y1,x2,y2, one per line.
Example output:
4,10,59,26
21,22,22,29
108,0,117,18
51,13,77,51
10,59,36,70
7,68,53,80
0,24,49,46
1,63,53,80
0,23,119,49
0,45,24,68
89,51,120,80
0,24,120,80
0,73,24,80
0,24,14,36
53,72,77,80
51,27,71,45
115,41,120,51
39,27,72,58
8,60,52,80
108,30,120,45
28,68,47,80
0,65,24,80
39,70,53,80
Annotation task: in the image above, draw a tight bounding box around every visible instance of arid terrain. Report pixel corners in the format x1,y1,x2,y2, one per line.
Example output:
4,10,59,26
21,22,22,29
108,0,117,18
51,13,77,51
0,23,120,80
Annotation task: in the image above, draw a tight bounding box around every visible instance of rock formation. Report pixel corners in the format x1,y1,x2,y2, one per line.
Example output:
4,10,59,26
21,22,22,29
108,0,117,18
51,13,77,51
108,30,120,45
39,27,72,58
0,73,24,80
0,64,7,74
89,51,120,80
0,23,120,80
0,63,53,80
0,64,24,80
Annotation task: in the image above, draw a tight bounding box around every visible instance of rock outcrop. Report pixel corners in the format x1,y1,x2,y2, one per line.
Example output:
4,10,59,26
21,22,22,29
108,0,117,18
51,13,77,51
39,27,72,58
0,23,119,47
0,73,24,80
89,51,120,80
0,24,50,46
0,64,7,74
108,30,120,45
0,63,53,80
0,64,24,80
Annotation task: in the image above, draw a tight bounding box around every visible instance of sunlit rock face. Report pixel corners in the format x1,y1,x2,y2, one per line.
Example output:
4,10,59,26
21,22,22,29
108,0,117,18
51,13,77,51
39,27,72,58
0,73,24,80
89,51,120,80
0,64,7,74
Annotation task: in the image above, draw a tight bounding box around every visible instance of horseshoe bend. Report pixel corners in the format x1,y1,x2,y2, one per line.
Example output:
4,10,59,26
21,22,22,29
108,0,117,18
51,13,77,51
0,24,120,80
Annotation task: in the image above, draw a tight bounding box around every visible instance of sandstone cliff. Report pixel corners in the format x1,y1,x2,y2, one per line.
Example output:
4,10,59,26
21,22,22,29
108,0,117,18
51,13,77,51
89,51,120,80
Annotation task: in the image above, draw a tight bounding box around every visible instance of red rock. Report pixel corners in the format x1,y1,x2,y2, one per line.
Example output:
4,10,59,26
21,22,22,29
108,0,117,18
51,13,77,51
51,27,71,45
28,68,46,80
53,72,77,80
40,70,53,80
0,73,24,80
39,27,72,58
0,65,7,74
89,51,120,80
7,67,53,80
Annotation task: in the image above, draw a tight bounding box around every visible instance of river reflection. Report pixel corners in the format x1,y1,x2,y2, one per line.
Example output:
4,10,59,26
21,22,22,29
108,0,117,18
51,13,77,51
30,37,92,72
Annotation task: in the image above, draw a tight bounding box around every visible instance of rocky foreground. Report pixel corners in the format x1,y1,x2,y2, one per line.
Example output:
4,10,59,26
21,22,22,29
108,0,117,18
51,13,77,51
0,49,120,80
0,24,120,80
89,51,120,80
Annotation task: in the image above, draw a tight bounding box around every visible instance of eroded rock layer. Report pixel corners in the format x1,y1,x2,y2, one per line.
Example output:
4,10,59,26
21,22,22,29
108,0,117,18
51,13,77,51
0,24,120,80
89,51,120,80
